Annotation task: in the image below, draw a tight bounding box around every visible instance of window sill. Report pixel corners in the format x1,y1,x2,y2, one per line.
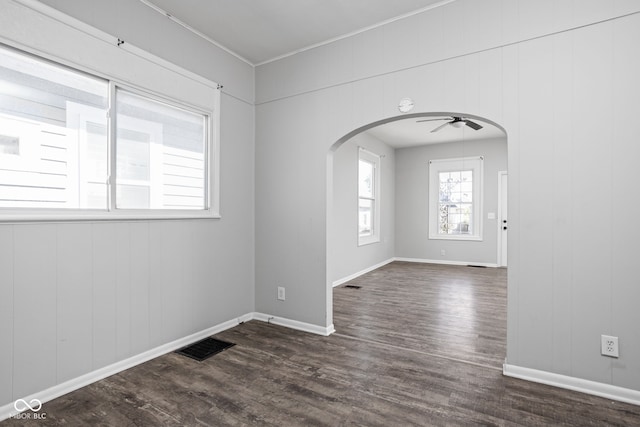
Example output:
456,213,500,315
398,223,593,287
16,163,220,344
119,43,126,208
358,237,381,247
0,209,221,223
428,234,482,242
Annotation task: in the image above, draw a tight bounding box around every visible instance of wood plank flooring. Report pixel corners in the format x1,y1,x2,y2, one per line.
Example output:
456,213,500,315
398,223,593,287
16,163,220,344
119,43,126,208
3,262,640,426
333,262,507,369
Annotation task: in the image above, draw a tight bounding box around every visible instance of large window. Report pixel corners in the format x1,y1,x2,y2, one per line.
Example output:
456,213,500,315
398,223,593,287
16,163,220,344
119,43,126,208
0,44,215,220
358,148,380,246
429,156,483,241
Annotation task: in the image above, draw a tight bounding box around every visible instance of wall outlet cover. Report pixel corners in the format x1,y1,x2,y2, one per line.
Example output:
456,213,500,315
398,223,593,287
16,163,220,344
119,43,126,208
601,335,619,358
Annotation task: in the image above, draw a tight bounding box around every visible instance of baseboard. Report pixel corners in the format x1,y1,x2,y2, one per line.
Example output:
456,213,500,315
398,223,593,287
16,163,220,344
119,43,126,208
0,310,336,421
332,257,497,288
0,314,251,422
503,364,640,406
332,258,395,287
394,257,498,268
252,312,335,336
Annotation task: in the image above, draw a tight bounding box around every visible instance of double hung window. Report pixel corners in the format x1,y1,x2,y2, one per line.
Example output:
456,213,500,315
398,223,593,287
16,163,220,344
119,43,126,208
429,156,483,241
358,148,381,245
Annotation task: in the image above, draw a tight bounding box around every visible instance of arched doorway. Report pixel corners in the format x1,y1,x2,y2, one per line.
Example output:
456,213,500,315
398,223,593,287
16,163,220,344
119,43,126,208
326,111,507,365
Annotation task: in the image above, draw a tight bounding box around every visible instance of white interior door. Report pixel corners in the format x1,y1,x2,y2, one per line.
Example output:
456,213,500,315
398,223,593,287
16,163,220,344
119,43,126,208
498,171,508,267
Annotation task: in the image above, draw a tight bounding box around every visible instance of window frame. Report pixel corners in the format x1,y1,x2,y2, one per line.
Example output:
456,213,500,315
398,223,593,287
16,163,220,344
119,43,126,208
428,156,483,241
110,82,215,217
0,43,220,222
358,148,381,246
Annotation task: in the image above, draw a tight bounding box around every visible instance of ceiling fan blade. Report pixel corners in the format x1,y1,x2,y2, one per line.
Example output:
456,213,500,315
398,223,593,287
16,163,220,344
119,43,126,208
464,119,483,130
430,122,451,133
416,117,450,123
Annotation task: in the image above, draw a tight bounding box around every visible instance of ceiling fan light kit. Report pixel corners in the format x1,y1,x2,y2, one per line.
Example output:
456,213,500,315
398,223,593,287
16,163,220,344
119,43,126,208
416,116,484,133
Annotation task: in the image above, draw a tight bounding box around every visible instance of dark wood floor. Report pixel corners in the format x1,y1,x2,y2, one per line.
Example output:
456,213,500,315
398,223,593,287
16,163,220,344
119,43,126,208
333,262,507,369
3,262,640,426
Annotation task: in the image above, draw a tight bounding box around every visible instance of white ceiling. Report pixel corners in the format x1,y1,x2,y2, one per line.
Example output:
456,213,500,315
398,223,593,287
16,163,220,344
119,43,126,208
365,116,506,149
143,0,450,65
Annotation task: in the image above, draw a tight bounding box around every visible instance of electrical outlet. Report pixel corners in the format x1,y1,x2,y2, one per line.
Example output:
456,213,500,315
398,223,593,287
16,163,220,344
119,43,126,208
440,249,446,256
277,286,285,301
601,335,619,358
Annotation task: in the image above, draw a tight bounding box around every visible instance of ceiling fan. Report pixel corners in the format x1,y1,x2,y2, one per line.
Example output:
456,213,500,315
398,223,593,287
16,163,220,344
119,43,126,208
416,116,483,133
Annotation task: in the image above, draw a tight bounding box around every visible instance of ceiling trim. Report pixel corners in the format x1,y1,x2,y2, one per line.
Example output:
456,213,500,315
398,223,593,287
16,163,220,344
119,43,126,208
139,0,255,67
140,0,457,68
255,0,456,66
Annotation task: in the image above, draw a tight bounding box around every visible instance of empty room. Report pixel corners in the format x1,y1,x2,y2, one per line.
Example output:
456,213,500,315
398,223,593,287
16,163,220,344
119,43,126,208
1,0,639,425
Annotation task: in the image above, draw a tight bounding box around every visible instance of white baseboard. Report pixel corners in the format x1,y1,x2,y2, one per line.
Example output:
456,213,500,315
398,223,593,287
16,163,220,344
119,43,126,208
332,258,395,287
0,311,334,421
332,257,498,289
252,312,335,336
503,364,640,406
0,314,251,421
394,257,498,268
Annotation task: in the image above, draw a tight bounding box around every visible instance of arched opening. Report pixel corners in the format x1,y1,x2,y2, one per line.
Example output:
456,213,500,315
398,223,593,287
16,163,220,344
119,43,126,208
326,111,508,366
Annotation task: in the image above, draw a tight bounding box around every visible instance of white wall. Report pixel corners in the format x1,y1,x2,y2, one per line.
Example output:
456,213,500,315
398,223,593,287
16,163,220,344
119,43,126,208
2,0,639,408
0,0,254,408
395,138,507,265
255,0,640,396
329,133,394,284
38,0,254,104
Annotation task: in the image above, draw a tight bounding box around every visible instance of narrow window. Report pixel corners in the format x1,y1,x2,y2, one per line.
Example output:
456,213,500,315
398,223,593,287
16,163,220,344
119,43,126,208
429,157,483,241
358,148,381,245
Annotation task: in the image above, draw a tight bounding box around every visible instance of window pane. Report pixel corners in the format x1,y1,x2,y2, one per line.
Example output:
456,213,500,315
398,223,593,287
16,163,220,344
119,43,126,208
116,89,206,210
0,46,108,209
0,135,19,155
438,202,449,233
358,159,374,198
438,169,473,235
358,198,373,237
430,157,482,240
118,184,150,209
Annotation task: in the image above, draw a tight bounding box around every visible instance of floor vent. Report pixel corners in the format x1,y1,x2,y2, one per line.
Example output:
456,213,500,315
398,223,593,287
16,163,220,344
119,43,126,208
176,337,235,362
344,285,362,289
467,265,487,268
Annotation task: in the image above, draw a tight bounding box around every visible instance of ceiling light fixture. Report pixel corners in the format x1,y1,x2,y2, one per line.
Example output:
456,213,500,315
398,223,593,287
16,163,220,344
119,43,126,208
398,98,414,113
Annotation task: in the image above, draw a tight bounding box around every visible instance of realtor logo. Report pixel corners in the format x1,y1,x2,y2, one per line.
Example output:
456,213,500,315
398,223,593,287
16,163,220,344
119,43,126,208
14,398,42,412
12,398,46,420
